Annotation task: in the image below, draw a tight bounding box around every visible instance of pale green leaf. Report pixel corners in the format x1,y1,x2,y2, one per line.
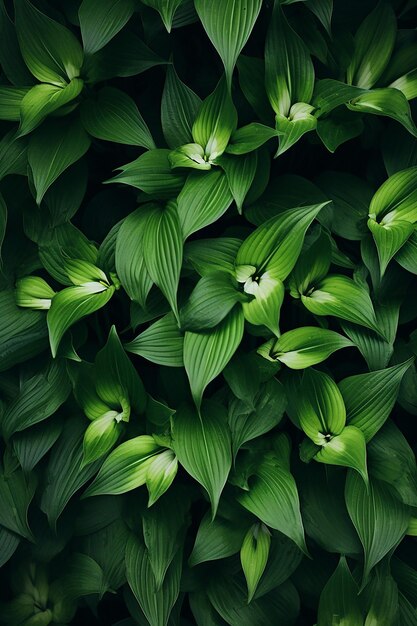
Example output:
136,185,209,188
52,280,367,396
270,327,353,369
241,523,271,603
83,436,162,497
315,425,368,484
47,283,114,357
347,88,417,137
368,217,414,277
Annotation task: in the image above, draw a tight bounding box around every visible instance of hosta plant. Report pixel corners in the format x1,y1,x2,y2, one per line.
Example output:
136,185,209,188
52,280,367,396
1,0,417,625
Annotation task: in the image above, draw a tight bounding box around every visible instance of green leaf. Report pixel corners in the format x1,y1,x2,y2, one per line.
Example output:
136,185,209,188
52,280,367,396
108,149,185,199
40,418,102,528
312,79,366,117
28,118,91,205
228,378,286,457
125,535,182,626
80,86,155,149
315,426,368,485
177,169,233,239
369,166,417,223
345,472,410,587
0,290,47,372
189,500,250,566
289,230,332,296
194,0,262,89
64,553,108,599
0,86,28,121
368,217,414,277
82,411,122,466
0,192,5,268
285,368,346,445
368,421,417,507
240,273,285,337
192,78,238,161
183,306,244,409
0,131,28,180
237,55,273,123
79,0,136,54
143,202,183,323
180,272,248,331
317,557,363,626
339,359,414,441
2,359,70,438
347,0,396,89
238,443,307,553
306,0,333,35
275,104,317,156
241,523,271,603
172,402,232,517
0,469,35,541
95,325,147,415
83,436,162,497
347,88,417,137
125,313,184,367
15,0,83,85
145,449,178,506
301,274,380,335
142,489,189,588
47,282,114,358
236,203,327,279
217,152,258,213
13,417,63,473
269,327,353,369
265,2,314,116
18,79,84,137
0,527,19,569
0,0,34,85
141,0,185,32
226,123,278,155
364,566,399,626
184,237,241,276
317,107,364,153
161,64,202,149
115,204,158,307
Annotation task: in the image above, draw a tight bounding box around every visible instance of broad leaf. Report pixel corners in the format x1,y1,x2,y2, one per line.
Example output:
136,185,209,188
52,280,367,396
183,306,244,409
339,359,414,441
172,402,232,517
15,0,83,85
347,88,417,137
195,0,263,89
240,523,271,603
177,170,233,239
141,0,185,32
143,201,183,322
81,87,155,149
218,152,258,213
28,118,91,205
161,64,202,149
345,472,410,587
315,425,368,485
268,327,353,369
47,282,114,357
317,557,363,626
83,436,162,497
79,0,136,54
125,313,184,367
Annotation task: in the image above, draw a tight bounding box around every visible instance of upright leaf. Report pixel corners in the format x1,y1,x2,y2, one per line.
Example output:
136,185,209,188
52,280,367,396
317,557,363,626
161,65,202,149
79,0,136,54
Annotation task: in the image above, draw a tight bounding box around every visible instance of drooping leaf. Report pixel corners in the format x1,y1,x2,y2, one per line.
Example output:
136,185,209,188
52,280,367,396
141,0,185,32
347,88,417,137
79,0,136,54
47,282,114,358
172,401,232,517
183,306,245,409
194,0,263,89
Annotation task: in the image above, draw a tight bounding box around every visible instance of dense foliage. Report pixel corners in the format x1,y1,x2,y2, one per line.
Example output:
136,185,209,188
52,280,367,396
1,0,417,624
